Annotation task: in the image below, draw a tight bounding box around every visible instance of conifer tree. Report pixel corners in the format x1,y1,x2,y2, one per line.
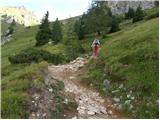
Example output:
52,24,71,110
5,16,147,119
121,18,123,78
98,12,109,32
133,6,144,23
35,11,51,46
85,1,112,34
109,16,120,33
51,18,62,44
154,1,159,7
74,20,85,40
64,21,84,61
125,7,135,19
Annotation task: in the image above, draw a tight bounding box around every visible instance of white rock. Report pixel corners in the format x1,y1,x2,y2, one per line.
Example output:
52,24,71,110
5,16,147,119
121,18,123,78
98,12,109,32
114,104,118,107
35,103,37,106
131,96,135,100
99,99,105,103
84,98,89,102
49,88,53,92
127,94,131,98
72,60,76,63
77,107,80,111
64,98,68,104
37,113,40,117
129,104,133,110
70,76,75,79
100,107,107,114
88,106,99,113
42,113,47,117
103,79,110,87
109,110,113,114
72,116,77,119
119,84,123,89
34,94,39,100
69,66,73,70
80,106,86,110
32,101,35,103
87,111,95,115
31,112,35,117
112,90,120,93
113,98,120,102
125,100,131,105
79,100,83,104
48,41,52,44
117,104,123,110
76,57,84,61
78,109,85,115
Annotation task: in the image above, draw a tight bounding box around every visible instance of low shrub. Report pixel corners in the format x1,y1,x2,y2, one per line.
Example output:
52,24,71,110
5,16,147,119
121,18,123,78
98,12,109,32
8,48,65,64
144,7,159,20
145,11,159,20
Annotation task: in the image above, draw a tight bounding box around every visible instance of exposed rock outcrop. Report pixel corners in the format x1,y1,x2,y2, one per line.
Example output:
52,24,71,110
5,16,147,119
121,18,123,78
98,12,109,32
107,1,155,15
0,6,40,26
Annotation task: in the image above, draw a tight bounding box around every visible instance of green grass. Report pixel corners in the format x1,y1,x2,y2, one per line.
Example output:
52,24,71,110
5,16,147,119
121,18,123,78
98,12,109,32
82,18,159,118
1,24,65,69
1,7,158,118
39,43,65,55
2,90,29,118
1,61,48,118
1,20,10,33
1,17,77,118
50,80,78,119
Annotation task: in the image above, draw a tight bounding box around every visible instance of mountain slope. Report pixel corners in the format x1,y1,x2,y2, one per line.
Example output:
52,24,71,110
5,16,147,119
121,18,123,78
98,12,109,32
107,1,155,14
82,18,159,118
1,6,159,119
0,6,40,26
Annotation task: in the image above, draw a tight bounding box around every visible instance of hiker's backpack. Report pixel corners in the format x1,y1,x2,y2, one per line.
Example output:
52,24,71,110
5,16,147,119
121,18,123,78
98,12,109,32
94,40,99,46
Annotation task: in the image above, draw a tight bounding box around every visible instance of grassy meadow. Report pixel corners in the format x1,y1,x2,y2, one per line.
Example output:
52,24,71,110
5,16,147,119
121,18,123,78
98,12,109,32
1,6,159,118
82,18,159,118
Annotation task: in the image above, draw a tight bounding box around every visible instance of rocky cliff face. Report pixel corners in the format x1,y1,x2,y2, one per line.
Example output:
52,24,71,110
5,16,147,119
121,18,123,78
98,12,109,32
0,6,40,26
107,1,155,14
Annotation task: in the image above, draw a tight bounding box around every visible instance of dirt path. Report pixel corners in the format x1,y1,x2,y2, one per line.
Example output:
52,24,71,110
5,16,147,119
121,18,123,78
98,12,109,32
48,57,124,119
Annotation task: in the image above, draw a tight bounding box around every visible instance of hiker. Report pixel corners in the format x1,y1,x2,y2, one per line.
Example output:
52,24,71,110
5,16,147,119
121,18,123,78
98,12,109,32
91,35,100,58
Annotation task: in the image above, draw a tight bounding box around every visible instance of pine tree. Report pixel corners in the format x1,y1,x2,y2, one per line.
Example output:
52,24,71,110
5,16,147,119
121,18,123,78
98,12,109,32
125,7,135,19
154,1,159,7
109,16,120,33
51,18,62,44
35,11,51,46
107,7,112,17
74,20,85,40
85,1,112,34
64,21,84,61
133,6,144,23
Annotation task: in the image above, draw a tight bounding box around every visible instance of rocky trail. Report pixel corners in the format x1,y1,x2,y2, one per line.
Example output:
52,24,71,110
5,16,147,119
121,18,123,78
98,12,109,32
48,57,124,119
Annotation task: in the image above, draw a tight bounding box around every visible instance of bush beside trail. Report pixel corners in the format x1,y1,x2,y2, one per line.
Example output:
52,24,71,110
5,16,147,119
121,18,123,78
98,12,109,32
8,48,65,64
